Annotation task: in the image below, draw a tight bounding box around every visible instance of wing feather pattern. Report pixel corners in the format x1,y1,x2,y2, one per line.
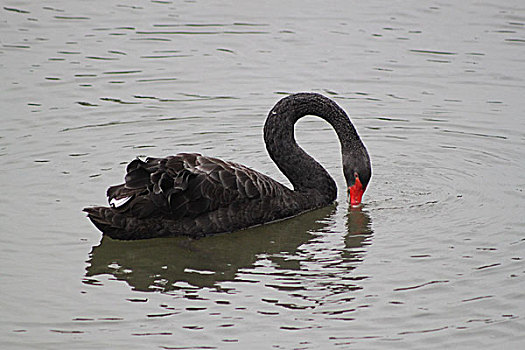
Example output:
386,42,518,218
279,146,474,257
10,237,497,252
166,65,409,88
85,153,295,239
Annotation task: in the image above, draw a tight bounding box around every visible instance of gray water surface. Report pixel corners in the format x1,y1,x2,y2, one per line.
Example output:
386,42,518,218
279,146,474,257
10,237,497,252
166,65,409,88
1,1,524,349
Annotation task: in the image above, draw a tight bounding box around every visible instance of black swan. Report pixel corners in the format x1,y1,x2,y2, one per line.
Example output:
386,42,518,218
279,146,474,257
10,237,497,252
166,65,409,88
84,93,371,240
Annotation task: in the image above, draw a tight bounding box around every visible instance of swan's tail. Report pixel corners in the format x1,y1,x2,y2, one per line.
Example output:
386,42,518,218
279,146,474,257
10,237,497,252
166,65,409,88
83,206,124,238
83,206,185,240
83,206,148,240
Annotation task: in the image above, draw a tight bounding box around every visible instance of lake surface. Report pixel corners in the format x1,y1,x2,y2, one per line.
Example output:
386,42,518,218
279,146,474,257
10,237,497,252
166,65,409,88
1,0,524,349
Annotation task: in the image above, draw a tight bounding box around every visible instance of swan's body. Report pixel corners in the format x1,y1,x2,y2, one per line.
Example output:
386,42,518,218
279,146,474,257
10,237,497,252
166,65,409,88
84,93,371,239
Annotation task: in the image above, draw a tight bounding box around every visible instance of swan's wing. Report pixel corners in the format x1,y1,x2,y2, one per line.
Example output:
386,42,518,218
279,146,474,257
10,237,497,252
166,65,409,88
106,153,289,220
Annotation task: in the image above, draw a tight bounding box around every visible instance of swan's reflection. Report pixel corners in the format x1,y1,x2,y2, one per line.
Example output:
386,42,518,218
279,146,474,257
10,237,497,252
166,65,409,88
84,205,372,294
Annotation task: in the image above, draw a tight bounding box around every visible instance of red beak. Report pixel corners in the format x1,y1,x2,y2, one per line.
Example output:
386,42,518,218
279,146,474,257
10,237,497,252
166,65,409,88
348,174,365,206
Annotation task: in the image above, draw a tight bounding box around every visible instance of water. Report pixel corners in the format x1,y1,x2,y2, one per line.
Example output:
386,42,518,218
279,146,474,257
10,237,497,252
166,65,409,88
1,0,524,349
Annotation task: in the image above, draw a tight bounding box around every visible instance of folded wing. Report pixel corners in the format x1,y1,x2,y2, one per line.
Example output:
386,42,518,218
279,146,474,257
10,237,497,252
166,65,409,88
105,153,289,221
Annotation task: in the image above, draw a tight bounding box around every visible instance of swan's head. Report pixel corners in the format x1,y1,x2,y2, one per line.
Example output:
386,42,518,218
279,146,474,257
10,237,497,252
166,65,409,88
343,150,371,207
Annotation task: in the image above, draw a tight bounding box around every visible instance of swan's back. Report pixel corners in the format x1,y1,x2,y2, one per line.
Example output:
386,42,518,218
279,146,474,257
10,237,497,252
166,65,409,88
84,153,302,239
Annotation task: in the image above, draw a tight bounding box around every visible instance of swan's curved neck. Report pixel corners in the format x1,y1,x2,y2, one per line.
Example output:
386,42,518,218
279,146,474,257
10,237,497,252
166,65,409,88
264,93,363,204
